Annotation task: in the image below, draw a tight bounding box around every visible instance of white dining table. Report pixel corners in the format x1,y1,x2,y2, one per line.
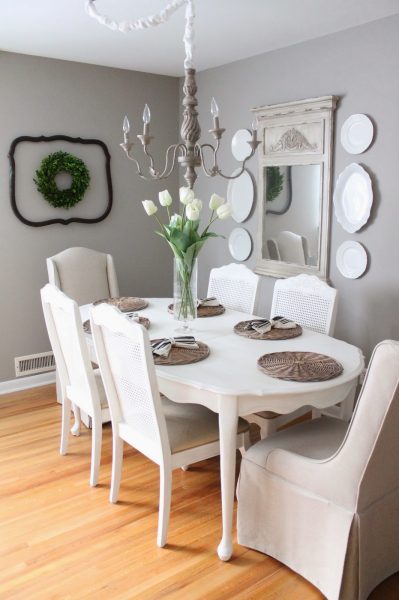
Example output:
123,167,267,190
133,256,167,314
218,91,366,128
81,298,364,561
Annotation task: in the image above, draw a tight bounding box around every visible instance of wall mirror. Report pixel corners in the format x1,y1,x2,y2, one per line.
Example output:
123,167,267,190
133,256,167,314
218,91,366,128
253,96,338,279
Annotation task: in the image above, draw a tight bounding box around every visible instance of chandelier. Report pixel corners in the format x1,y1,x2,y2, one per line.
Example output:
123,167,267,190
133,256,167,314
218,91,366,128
85,0,260,189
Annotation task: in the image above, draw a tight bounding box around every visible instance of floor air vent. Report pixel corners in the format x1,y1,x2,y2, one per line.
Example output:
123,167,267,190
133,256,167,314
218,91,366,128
15,351,56,377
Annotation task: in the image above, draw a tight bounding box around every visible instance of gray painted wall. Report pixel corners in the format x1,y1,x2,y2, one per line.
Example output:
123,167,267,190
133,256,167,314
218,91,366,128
189,15,399,361
0,52,179,382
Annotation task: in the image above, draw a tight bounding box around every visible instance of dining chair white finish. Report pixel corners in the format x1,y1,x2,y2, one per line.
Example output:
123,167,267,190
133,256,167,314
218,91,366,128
237,339,399,600
47,246,119,306
41,284,110,487
207,263,260,314
276,230,307,265
90,303,250,548
249,274,344,437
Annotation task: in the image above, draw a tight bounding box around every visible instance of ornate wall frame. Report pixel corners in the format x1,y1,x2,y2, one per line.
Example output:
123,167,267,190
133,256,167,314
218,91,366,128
253,96,338,280
8,135,113,226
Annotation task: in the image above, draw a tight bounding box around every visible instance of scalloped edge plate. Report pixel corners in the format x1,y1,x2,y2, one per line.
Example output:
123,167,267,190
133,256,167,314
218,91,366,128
333,163,373,233
227,168,254,223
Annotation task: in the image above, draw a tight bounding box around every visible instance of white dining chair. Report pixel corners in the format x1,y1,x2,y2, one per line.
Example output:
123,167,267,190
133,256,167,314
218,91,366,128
41,284,110,487
276,230,307,265
237,339,399,600
207,263,260,314
90,302,250,548
248,274,348,438
47,246,119,306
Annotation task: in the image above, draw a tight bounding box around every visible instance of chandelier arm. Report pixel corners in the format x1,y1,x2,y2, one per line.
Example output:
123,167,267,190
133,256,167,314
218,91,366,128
122,143,185,180
196,143,218,177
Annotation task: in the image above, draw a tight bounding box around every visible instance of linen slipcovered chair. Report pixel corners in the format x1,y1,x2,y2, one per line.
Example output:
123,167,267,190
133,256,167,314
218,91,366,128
276,230,308,265
46,246,119,307
249,274,351,438
207,263,260,314
41,284,110,487
237,339,399,600
90,302,250,547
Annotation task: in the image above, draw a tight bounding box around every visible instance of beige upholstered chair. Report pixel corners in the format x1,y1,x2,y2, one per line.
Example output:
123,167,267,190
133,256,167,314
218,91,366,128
47,246,119,306
90,302,249,547
207,263,260,314
237,340,399,600
249,274,346,438
41,284,110,487
276,230,307,265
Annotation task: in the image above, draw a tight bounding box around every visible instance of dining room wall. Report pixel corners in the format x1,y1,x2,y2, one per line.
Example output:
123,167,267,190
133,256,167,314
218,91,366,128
188,14,399,361
0,51,179,383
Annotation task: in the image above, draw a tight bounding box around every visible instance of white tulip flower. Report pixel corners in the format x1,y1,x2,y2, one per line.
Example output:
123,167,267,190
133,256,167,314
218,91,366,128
170,213,182,229
186,203,200,221
179,186,195,205
158,189,173,207
209,193,225,211
191,198,203,212
142,200,158,216
216,202,232,220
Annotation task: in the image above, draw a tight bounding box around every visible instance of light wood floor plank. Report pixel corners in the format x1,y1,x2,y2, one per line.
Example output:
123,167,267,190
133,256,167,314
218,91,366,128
0,384,397,599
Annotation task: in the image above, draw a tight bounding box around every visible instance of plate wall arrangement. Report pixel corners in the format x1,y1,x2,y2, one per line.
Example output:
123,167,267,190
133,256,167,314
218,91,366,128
333,163,373,233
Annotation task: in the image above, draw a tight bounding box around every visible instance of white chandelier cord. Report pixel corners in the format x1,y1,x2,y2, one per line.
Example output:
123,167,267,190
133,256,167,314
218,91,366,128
85,0,195,69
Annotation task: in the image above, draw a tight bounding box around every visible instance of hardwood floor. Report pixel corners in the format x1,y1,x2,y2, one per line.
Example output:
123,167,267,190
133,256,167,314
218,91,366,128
0,385,398,600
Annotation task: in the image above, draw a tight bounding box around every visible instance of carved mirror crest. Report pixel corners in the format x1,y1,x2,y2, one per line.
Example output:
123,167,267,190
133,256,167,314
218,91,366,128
253,96,338,280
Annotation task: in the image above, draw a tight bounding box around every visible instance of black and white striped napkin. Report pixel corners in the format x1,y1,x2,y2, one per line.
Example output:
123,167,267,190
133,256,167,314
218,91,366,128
244,319,272,334
197,297,220,307
271,316,297,329
151,336,199,358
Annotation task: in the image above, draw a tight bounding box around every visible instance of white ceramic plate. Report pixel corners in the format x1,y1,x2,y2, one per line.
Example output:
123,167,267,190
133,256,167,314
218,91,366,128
336,241,367,279
231,129,252,161
227,168,254,223
341,114,374,154
333,163,373,233
228,227,252,262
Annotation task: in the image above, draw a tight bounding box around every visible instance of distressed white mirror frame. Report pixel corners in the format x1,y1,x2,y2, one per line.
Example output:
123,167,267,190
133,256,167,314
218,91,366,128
253,96,338,280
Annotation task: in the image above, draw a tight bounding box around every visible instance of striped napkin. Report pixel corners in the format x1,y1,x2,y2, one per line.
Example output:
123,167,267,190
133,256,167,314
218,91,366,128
151,336,199,358
244,319,272,334
272,316,297,329
125,312,140,322
197,297,220,307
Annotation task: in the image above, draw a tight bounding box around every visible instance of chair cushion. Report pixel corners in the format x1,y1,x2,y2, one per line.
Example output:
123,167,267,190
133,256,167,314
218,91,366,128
244,416,348,471
161,395,249,454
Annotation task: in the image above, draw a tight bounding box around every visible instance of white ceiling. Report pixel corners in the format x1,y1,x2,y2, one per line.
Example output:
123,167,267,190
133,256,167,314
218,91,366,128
2,0,399,77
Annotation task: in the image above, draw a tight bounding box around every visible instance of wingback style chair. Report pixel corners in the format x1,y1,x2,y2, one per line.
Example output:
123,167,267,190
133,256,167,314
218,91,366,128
41,284,110,487
90,303,249,547
237,339,399,600
249,274,347,438
47,246,119,306
207,263,260,314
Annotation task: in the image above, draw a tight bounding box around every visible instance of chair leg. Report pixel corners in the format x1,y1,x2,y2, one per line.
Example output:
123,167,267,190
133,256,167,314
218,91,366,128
60,395,71,455
110,436,124,504
89,414,102,487
71,404,81,436
157,465,172,548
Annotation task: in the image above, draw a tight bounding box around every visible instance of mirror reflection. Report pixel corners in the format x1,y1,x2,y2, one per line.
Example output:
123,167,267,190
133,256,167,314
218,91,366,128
262,164,321,266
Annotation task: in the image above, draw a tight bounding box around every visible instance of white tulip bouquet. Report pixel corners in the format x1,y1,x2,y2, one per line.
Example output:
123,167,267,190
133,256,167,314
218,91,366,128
142,187,232,323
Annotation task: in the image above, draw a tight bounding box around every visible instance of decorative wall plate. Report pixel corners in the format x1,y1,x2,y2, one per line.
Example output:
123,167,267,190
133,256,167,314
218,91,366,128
227,168,254,223
341,114,374,154
333,163,373,233
231,129,252,161
228,227,252,261
336,241,367,279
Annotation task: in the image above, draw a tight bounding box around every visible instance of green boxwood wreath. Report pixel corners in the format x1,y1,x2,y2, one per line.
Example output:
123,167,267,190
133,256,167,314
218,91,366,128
34,151,90,209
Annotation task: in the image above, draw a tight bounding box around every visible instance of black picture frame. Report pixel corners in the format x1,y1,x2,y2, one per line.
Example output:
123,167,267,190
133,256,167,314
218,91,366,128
8,135,113,227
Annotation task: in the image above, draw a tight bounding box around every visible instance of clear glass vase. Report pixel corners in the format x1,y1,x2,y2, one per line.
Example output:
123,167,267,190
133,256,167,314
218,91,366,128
173,257,198,330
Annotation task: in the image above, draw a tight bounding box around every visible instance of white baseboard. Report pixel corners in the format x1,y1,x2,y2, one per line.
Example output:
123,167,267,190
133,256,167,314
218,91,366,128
0,371,56,396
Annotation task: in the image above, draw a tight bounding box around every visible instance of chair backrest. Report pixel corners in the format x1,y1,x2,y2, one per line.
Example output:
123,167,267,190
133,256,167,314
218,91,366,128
40,284,100,416
330,340,399,511
47,247,119,306
207,263,260,314
276,230,307,265
270,274,338,335
90,303,170,464
266,238,281,261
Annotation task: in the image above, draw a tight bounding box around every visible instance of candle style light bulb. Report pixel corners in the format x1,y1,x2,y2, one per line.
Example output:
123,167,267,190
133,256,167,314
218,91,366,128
123,115,130,134
251,117,258,131
210,97,219,118
143,103,151,124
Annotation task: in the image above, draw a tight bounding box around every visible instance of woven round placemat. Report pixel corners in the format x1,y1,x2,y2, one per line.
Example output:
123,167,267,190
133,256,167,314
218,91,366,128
83,316,150,335
152,340,210,366
167,303,225,318
234,321,302,340
93,296,148,312
257,351,343,382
